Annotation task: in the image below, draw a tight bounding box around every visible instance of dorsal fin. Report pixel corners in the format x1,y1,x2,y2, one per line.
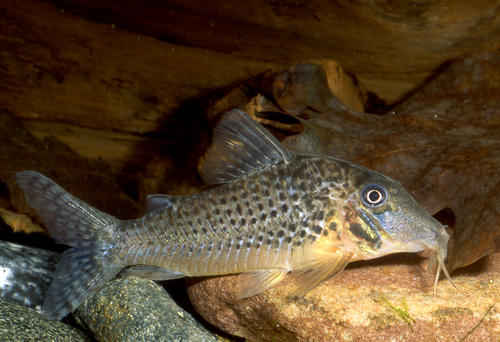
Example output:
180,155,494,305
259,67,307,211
199,109,294,185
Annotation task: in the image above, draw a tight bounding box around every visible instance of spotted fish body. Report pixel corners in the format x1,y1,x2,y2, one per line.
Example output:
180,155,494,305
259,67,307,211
15,110,451,320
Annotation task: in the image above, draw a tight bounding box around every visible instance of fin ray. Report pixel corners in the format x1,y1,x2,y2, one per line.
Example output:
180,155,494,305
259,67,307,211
120,265,185,280
15,171,124,320
291,249,351,296
14,171,119,246
199,109,294,185
43,244,123,320
239,268,289,298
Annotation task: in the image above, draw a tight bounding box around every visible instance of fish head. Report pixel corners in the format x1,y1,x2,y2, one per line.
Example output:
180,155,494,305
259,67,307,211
332,161,452,290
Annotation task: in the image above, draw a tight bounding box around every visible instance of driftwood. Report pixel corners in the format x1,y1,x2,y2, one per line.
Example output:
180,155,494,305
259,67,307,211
40,0,500,102
0,0,278,189
1,1,499,182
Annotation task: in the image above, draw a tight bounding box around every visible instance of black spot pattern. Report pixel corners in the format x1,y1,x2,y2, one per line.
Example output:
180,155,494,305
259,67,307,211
140,154,354,276
329,222,337,231
312,225,322,234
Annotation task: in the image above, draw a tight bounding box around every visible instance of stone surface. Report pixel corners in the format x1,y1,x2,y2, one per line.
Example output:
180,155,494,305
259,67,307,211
0,298,90,341
0,239,221,341
0,239,219,341
272,61,377,114
0,241,57,311
74,277,219,342
189,253,500,341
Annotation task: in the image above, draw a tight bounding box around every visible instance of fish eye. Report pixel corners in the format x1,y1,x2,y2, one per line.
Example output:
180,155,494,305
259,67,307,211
361,184,387,207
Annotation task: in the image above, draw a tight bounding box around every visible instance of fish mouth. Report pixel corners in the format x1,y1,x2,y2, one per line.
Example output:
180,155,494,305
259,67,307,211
371,208,455,294
386,224,454,295
400,209,453,290
419,225,455,295
357,206,455,294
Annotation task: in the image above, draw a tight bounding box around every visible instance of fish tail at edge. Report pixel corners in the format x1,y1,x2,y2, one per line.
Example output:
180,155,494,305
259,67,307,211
14,171,126,320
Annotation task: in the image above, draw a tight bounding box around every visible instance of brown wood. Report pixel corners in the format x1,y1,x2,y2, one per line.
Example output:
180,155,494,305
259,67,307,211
44,0,500,102
0,0,279,171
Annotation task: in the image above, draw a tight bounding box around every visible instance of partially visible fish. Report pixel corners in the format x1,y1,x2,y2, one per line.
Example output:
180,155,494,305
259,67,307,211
14,109,452,320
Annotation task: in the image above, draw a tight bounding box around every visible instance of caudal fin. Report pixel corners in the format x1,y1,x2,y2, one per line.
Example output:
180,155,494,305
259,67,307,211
14,171,125,320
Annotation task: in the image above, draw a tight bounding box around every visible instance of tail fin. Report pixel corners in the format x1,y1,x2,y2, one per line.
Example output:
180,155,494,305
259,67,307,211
14,171,125,320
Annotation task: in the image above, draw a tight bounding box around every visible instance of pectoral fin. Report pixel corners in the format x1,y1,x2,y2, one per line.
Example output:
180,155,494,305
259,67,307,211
239,268,289,298
291,249,351,296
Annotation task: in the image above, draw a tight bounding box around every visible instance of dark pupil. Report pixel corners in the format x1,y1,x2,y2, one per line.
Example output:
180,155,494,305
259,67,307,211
367,190,381,203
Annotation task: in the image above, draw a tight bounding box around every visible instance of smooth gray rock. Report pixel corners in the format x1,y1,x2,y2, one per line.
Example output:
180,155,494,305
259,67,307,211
74,277,219,342
0,240,219,341
0,240,57,311
0,298,90,341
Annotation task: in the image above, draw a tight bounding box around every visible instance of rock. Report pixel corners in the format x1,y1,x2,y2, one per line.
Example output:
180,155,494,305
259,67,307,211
2,1,498,184
2,2,499,341
74,277,219,342
0,241,57,311
0,298,90,341
188,253,500,341
0,241,219,341
309,59,371,113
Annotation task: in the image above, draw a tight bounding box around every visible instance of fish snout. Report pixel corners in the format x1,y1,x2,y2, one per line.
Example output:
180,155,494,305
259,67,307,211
421,224,449,259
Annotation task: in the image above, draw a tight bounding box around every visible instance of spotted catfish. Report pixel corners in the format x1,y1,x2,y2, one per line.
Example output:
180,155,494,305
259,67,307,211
15,109,452,320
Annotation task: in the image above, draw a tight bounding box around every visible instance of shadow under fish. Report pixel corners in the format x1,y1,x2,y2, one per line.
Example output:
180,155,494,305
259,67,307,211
14,109,453,320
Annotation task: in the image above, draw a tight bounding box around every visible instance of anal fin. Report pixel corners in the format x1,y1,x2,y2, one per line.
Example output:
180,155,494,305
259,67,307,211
291,249,351,296
119,265,185,280
239,268,289,298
